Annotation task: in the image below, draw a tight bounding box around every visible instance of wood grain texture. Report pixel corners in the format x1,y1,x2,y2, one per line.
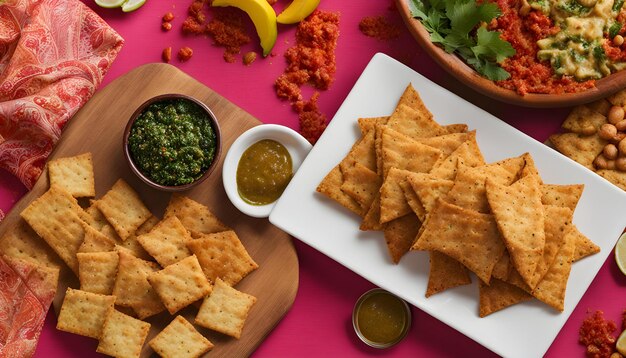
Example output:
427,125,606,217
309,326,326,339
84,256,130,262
0,63,299,357
395,0,626,108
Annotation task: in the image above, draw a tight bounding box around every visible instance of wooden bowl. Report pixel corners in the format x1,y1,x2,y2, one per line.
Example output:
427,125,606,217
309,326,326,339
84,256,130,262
395,0,626,108
123,93,222,191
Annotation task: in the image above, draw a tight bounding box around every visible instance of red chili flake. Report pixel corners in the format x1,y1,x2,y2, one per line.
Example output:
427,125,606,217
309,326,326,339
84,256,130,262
182,0,207,35
163,12,174,22
579,310,617,358
162,47,172,63
358,16,401,40
274,10,340,144
177,47,193,62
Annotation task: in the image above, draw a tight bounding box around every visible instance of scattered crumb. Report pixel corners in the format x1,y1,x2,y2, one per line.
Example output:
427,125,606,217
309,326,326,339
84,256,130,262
162,47,172,63
162,22,172,31
178,47,193,62
163,12,174,22
243,52,257,66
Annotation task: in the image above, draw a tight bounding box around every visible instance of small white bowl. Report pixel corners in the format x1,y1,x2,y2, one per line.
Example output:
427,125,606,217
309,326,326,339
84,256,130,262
222,124,312,218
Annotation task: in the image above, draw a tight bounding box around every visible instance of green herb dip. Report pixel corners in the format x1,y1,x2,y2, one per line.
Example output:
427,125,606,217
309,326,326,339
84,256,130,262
128,98,217,186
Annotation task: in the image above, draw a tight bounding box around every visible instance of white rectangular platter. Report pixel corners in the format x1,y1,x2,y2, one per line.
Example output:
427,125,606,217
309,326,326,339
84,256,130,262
269,52,626,358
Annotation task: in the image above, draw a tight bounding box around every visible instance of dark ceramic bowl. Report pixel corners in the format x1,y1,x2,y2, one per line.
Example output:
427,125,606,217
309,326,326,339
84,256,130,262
123,94,221,191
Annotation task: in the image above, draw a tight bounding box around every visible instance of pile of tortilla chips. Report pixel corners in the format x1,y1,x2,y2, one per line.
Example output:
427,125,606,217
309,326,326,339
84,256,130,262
317,84,601,317
550,91,626,190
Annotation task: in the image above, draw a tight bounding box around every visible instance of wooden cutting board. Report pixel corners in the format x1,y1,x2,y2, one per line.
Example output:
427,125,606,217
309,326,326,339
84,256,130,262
0,63,299,357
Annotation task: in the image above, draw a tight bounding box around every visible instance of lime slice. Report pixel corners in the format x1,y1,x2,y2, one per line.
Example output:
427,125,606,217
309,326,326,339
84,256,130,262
614,232,626,275
95,0,126,8
617,329,626,355
121,0,146,12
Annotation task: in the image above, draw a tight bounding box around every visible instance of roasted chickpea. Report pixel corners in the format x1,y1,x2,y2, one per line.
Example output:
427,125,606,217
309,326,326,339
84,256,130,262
604,144,619,159
608,105,625,124
617,157,626,171
616,119,626,131
619,138,626,155
163,12,174,22
614,35,625,46
594,155,609,169
599,123,618,140
615,132,626,143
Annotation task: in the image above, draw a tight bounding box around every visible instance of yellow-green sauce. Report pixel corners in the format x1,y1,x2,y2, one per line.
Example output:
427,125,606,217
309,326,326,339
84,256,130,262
356,291,408,345
236,139,293,205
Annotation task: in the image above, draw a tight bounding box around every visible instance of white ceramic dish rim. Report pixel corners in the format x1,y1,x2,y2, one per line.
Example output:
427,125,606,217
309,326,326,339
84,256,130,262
269,53,626,358
222,124,312,218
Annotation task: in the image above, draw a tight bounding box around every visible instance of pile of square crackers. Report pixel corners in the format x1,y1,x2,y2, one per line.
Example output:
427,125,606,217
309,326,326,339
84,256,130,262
0,152,259,357
317,84,600,317
550,89,626,190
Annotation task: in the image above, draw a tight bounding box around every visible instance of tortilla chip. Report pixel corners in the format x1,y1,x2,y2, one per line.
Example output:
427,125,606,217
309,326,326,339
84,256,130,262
380,127,442,178
549,133,606,169
571,225,600,261
359,194,385,231
316,165,363,216
164,194,231,234
485,175,545,287
597,169,626,191
0,220,63,270
412,199,506,283
397,83,433,118
383,214,421,264
339,130,377,174
430,132,484,180
406,173,454,216
478,278,533,317
561,105,607,135
519,153,542,184
48,153,95,198
527,205,571,289
380,168,415,223
20,187,87,274
443,123,469,133
426,251,471,297
358,116,389,135
386,104,447,140
341,163,382,211
415,132,470,157
446,162,517,213
492,252,511,281
588,98,611,116
532,226,577,311
541,184,584,210
400,179,427,222
95,179,151,240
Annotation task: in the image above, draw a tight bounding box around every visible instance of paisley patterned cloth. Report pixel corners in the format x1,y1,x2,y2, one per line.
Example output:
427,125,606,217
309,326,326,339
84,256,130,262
0,255,57,358
0,0,124,189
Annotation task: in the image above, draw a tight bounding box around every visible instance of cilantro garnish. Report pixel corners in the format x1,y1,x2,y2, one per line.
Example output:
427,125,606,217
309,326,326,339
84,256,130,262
409,0,515,81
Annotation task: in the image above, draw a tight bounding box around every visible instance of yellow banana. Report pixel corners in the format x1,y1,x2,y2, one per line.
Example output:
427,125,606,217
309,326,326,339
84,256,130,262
212,0,277,57
276,0,320,24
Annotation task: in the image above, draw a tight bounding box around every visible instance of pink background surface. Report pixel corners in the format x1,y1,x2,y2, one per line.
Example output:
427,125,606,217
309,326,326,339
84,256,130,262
0,0,624,356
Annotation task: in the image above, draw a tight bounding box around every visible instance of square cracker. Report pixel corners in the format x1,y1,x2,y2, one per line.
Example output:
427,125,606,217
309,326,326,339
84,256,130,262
149,316,214,358
97,309,151,358
95,179,151,240
426,251,471,297
478,278,532,317
56,288,115,339
85,202,109,231
78,223,117,253
164,194,230,234
412,199,506,284
112,251,164,313
195,278,257,339
77,251,119,295
20,187,88,274
137,216,192,267
147,255,212,314
186,231,259,286
597,169,626,191
0,220,63,270
48,153,95,197
549,133,605,170
486,175,545,287
115,216,159,261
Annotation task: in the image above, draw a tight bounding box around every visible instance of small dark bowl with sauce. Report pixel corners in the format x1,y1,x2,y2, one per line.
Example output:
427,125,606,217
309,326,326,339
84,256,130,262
353,288,412,349
123,94,221,191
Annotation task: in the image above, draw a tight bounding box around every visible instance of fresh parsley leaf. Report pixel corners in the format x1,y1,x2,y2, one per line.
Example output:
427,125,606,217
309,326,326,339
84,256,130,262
472,27,516,63
614,0,624,12
610,22,622,39
410,0,514,81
